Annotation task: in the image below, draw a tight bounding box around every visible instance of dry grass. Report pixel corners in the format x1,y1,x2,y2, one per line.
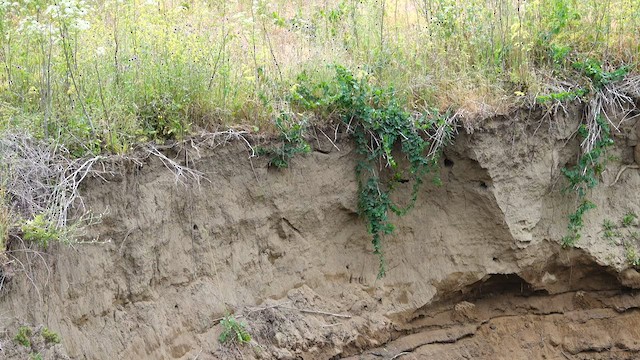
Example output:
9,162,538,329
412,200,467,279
0,0,638,151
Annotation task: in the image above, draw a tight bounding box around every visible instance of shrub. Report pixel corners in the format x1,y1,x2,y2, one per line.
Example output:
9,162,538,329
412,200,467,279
14,326,32,348
41,327,61,344
288,66,454,277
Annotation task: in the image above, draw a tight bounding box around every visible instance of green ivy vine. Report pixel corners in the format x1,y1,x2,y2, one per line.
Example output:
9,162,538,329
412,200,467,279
285,65,455,277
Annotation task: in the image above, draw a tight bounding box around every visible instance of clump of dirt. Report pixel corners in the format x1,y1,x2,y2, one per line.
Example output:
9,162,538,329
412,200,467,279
2,107,640,359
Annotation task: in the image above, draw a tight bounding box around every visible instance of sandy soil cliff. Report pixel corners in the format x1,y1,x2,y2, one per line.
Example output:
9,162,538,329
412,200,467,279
2,108,640,359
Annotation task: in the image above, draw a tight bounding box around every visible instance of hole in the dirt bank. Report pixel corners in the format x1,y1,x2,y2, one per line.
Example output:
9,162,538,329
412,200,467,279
492,257,499,262
468,274,542,299
193,224,198,230
433,273,545,305
479,181,488,189
444,158,454,167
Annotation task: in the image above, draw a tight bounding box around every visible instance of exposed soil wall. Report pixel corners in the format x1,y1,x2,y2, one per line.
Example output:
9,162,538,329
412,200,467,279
2,108,640,359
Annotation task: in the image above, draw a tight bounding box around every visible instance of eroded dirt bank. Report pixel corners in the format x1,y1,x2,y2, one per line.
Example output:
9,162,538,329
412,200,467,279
3,109,640,359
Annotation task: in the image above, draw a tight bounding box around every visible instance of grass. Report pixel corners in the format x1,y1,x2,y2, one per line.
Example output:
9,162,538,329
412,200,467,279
0,0,638,153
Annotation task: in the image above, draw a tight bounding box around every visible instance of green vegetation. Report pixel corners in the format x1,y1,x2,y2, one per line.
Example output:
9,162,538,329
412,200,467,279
41,327,61,344
560,58,630,247
561,115,613,246
14,326,32,348
21,214,62,249
275,66,453,277
600,215,640,268
0,0,638,153
536,88,588,103
218,315,251,346
622,212,638,227
257,114,311,168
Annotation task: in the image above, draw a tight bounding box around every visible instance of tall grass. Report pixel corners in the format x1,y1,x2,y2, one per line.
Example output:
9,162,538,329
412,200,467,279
0,0,638,153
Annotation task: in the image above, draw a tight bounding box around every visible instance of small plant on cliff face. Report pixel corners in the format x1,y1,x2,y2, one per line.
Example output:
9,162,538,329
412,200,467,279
559,59,630,247
21,214,62,249
598,213,640,268
14,326,32,348
218,315,251,345
625,242,640,267
561,113,613,246
257,114,311,168
622,212,637,227
41,327,61,344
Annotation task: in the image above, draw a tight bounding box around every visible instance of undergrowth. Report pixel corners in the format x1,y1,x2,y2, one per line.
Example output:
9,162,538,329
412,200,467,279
275,66,454,277
559,59,628,247
257,114,310,168
600,213,640,268
561,115,613,246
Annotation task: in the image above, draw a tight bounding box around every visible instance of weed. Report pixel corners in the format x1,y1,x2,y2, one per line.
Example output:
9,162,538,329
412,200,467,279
573,59,630,89
14,326,32,348
602,219,619,242
602,219,615,231
560,58,621,247
21,214,61,249
625,242,640,267
562,200,596,247
600,214,640,268
536,88,588,103
290,66,454,277
41,327,61,344
30,353,43,360
622,212,637,227
218,315,251,345
257,114,311,168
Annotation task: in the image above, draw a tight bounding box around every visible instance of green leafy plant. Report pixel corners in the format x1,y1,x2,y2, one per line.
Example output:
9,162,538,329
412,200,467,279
558,58,631,247
536,88,588,103
218,315,251,345
14,326,32,348
573,58,630,89
562,200,597,246
257,114,311,168
30,353,43,360
625,242,640,267
41,327,61,344
561,114,614,247
597,213,640,268
601,219,621,242
290,66,454,277
622,212,637,227
21,214,61,249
